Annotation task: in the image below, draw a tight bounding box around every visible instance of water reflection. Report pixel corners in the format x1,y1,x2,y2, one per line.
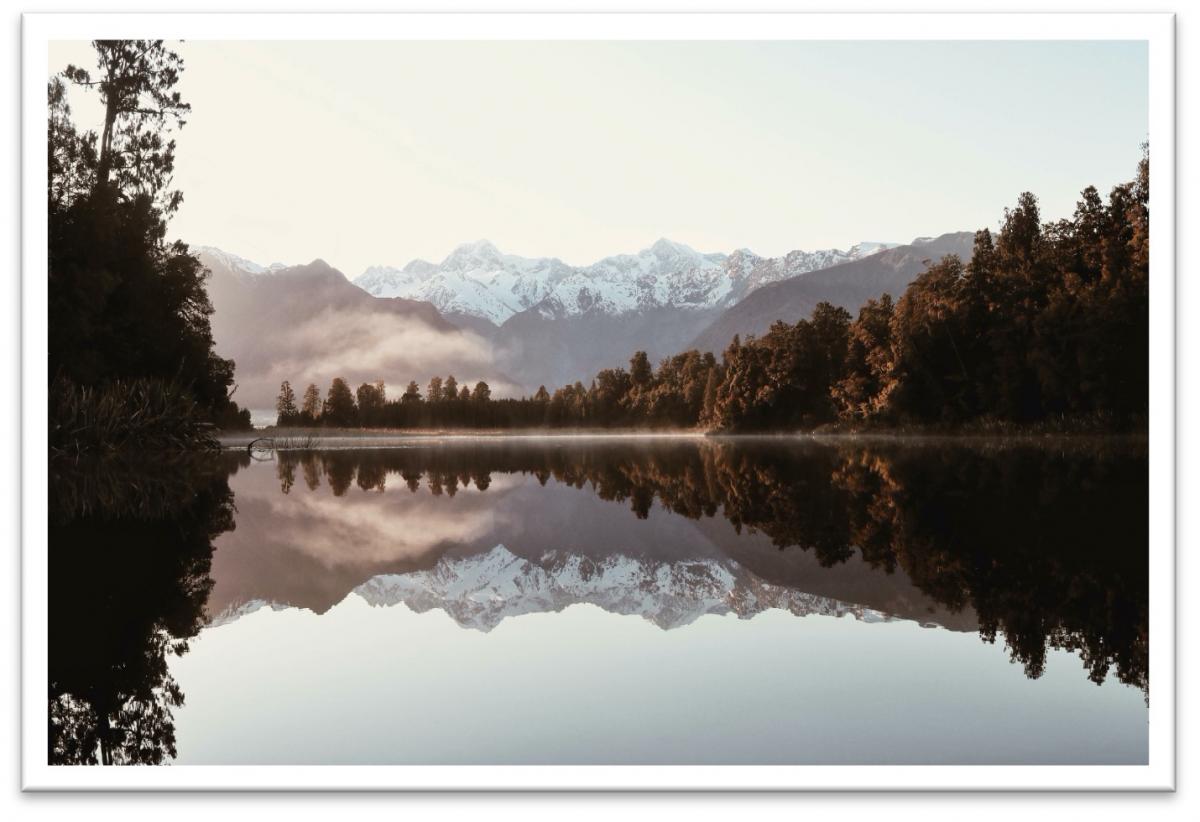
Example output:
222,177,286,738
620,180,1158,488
47,454,241,765
215,439,1147,690
48,437,1148,765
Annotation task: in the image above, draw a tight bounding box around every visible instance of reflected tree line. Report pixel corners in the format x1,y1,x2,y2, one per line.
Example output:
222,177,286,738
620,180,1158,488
48,441,1146,764
47,453,246,765
278,441,1148,693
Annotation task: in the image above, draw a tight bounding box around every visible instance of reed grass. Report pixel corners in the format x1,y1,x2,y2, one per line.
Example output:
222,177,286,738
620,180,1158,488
49,377,220,457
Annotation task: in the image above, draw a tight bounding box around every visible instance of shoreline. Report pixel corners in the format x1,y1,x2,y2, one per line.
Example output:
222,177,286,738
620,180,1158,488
217,426,1149,450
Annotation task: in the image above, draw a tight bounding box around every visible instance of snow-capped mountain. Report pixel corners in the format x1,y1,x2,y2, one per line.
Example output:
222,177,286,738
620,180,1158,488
356,240,575,325
353,238,899,326
194,245,289,277
352,544,891,632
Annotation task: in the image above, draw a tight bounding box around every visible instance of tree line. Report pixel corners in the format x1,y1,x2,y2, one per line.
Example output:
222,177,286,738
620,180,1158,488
277,154,1148,432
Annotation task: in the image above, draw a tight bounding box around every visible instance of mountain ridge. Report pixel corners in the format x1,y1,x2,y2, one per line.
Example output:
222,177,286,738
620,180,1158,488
352,237,902,326
690,231,977,354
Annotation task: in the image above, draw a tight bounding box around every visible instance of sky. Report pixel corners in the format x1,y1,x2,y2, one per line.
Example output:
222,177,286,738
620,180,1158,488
49,39,1148,277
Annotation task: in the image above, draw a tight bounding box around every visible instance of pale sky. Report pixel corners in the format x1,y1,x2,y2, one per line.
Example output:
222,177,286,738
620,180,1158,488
49,39,1148,277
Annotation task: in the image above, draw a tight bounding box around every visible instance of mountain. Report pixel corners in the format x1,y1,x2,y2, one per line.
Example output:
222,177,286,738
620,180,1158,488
200,232,949,404
194,245,290,276
690,232,976,354
354,544,891,632
354,239,575,326
349,237,899,391
199,248,501,409
353,237,898,326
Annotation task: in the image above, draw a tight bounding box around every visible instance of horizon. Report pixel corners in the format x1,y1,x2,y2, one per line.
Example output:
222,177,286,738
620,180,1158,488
48,39,1148,277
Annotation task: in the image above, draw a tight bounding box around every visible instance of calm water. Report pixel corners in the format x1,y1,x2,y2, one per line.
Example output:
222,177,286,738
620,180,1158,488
48,437,1149,765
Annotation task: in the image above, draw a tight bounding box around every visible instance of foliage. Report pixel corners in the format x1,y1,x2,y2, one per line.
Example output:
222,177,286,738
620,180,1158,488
49,376,221,457
268,155,1146,434
48,452,239,764
49,40,243,450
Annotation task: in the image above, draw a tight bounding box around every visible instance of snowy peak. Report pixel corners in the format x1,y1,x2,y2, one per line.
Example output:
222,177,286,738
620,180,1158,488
195,246,289,277
353,240,575,325
441,239,504,271
353,544,891,632
201,235,904,326
403,258,438,276
352,236,902,325
849,241,900,258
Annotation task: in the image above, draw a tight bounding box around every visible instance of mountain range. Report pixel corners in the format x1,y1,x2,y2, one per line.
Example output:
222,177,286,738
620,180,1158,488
199,248,499,409
353,237,899,327
198,232,972,405
216,544,895,633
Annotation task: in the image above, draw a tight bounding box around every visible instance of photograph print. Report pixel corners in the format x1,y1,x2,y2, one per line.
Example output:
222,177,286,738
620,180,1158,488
26,12,1174,791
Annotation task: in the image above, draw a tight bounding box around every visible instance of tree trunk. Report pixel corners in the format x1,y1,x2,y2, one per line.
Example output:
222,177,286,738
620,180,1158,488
95,96,118,192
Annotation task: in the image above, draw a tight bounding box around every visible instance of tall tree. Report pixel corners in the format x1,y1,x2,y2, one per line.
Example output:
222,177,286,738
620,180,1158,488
63,40,190,205
427,376,443,403
356,382,384,424
401,381,422,403
275,380,298,426
323,378,357,426
301,383,321,422
49,40,241,434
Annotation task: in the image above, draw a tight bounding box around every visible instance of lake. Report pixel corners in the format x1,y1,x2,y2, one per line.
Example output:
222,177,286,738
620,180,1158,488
47,436,1149,766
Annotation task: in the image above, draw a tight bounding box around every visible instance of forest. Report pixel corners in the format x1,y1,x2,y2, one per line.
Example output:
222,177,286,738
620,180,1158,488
48,42,1148,446
48,40,252,457
276,155,1149,433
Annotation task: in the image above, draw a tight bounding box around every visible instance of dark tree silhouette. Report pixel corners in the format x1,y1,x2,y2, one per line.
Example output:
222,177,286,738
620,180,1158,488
48,453,238,764
275,380,298,426
322,377,357,427
49,40,250,440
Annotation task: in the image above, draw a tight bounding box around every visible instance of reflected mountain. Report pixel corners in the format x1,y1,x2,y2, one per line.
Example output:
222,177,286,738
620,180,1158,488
359,544,897,631
207,439,1147,693
48,437,1147,765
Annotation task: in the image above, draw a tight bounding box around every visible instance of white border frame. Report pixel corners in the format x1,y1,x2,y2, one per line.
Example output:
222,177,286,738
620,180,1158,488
20,12,1176,792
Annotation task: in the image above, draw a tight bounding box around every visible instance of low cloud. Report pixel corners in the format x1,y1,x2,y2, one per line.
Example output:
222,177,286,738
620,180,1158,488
231,306,520,407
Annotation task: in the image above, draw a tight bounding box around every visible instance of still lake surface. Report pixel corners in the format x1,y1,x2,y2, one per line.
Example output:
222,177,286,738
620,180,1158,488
48,436,1148,765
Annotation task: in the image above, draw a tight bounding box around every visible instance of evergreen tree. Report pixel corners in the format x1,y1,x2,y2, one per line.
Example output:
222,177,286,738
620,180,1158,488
473,381,491,402
323,378,357,427
275,380,298,426
427,376,443,403
630,351,653,388
355,382,384,425
300,382,321,423
49,40,240,431
401,381,422,403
